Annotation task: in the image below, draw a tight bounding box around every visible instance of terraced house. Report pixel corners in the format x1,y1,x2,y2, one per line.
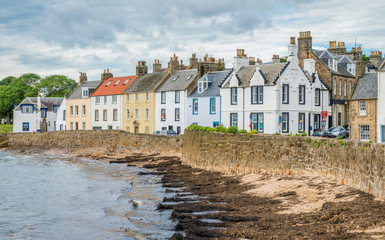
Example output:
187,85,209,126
123,61,169,133
221,38,330,135
91,69,136,130
66,72,100,130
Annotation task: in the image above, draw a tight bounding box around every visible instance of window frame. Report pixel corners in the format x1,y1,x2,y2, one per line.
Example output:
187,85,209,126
299,85,305,105
103,109,107,121
230,113,238,127
113,109,118,121
126,109,130,120
135,109,138,120
282,84,289,104
145,108,149,120
192,98,198,115
112,95,117,104
210,98,216,114
145,92,149,102
95,110,99,121
314,114,321,131
22,122,29,131
75,105,79,116
82,105,86,116
359,100,366,116
161,108,166,121
161,92,166,104
298,113,305,133
175,91,180,103
96,96,100,105
22,104,34,114
360,125,370,141
315,88,320,106
175,108,180,121
282,112,289,133
251,113,264,133
231,87,238,105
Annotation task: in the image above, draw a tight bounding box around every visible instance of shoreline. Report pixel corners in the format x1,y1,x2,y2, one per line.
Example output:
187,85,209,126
4,147,385,239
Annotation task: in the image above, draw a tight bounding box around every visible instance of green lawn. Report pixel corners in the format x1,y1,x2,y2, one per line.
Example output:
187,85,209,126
0,124,13,133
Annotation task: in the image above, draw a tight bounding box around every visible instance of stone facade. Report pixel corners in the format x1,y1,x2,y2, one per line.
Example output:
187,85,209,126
349,99,377,142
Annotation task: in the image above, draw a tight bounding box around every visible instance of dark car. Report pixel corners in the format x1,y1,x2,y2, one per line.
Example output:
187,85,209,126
312,130,327,137
153,130,178,136
324,126,349,138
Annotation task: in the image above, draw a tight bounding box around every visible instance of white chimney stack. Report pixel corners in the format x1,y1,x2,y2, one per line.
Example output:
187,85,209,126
304,59,316,74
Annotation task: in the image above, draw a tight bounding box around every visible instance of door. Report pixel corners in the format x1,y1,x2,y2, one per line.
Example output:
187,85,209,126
134,126,139,133
382,126,385,143
168,126,173,131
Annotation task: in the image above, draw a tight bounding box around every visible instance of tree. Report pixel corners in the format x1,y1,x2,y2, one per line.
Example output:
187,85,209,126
36,75,78,97
0,76,17,86
362,54,369,63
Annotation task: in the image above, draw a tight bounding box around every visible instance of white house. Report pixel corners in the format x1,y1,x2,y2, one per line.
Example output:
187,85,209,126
56,98,66,131
377,60,385,143
186,70,232,127
220,38,330,135
91,75,136,130
13,95,63,133
155,69,198,134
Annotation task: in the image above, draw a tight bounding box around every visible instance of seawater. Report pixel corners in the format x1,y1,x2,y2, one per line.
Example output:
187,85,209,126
0,150,175,240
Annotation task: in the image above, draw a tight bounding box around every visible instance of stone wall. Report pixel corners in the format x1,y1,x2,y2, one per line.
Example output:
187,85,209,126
182,130,385,199
0,133,8,147
8,130,182,155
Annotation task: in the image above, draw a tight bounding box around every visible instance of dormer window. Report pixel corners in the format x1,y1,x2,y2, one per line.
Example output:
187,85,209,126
82,89,89,98
114,80,121,86
198,79,209,93
106,80,112,86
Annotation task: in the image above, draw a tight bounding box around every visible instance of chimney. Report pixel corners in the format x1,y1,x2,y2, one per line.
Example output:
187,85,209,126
298,31,312,54
288,36,298,63
249,57,256,65
153,59,162,73
79,72,87,85
233,49,249,71
272,54,280,64
303,58,316,74
101,69,113,82
136,61,148,77
168,54,180,75
189,53,198,69
37,92,41,112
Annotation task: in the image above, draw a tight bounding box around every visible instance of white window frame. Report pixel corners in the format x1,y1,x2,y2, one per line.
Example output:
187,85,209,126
135,93,139,102
175,91,180,103
231,87,237,105
230,113,238,127
315,88,320,106
82,105,86,116
113,109,118,121
339,79,342,95
298,113,305,133
104,96,107,104
175,108,180,121
161,108,166,121
145,92,149,102
103,109,107,121
359,100,366,116
96,96,100,105
135,109,138,120
299,85,305,104
192,99,198,114
333,79,337,95
282,84,289,104
161,92,166,104
360,125,370,141
210,98,215,114
112,95,117,104
126,94,130,103
95,110,99,121
145,108,149,120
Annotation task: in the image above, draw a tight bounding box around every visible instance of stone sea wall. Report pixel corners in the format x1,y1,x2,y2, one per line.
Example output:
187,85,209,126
6,130,385,199
182,130,385,199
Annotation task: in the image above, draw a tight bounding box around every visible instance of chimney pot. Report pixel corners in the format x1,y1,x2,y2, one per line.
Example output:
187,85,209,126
290,36,296,45
107,68,109,73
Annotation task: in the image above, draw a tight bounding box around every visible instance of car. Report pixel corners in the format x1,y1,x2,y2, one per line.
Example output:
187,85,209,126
153,130,178,136
312,130,327,137
324,126,349,138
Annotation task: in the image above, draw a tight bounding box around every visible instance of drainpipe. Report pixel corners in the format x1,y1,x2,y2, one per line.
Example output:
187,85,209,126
242,87,245,130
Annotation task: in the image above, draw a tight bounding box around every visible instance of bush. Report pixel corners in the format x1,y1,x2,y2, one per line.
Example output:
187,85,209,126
340,141,347,147
288,133,292,136
239,129,247,133
226,126,239,133
215,124,227,132
306,138,312,143
301,132,307,136
295,133,300,136
328,143,333,147
336,136,343,140
247,129,258,135
273,132,280,135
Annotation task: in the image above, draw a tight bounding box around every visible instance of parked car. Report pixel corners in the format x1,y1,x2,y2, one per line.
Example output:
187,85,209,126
324,126,349,138
153,130,178,136
312,130,327,138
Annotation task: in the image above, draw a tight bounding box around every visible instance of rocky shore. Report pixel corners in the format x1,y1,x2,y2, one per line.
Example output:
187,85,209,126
7,147,385,239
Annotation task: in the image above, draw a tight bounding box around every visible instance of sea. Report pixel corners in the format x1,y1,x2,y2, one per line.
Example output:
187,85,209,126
0,150,175,240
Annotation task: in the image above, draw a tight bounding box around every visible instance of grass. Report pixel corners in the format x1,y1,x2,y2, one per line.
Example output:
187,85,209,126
0,124,13,133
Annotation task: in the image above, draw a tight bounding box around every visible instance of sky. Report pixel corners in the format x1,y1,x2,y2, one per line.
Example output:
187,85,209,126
1,0,384,82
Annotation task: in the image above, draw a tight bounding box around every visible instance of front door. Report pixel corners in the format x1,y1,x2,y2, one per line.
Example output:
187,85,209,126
382,126,385,143
134,126,139,133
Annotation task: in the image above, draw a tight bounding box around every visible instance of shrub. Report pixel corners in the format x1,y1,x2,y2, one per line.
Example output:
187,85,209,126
239,129,247,133
306,138,312,143
295,133,300,136
328,143,333,147
336,136,343,140
288,133,292,136
215,124,227,132
301,132,307,136
206,127,216,132
340,141,347,147
175,138,180,142
369,140,373,144
273,132,280,135
226,126,239,133
247,129,258,135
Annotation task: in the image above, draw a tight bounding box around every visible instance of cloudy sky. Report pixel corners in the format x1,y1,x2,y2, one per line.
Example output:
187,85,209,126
1,0,384,81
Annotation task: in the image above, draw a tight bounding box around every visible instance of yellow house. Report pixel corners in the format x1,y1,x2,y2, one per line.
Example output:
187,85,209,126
123,72,169,133
66,73,101,130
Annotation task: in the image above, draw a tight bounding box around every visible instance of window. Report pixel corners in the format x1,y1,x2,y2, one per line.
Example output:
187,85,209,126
161,108,166,121
198,82,202,93
172,76,179,81
339,79,342,95
103,109,107,121
82,105,86,116
53,105,59,113
187,75,192,80
41,109,47,118
315,88,320,106
161,92,166,104
344,80,347,96
299,85,305,104
314,114,320,131
22,105,33,113
63,110,66,121
145,108,149,120
333,79,337,95
126,109,130,120
231,87,237,105
114,80,121,86
251,86,263,104
175,91,180,103
135,93,139,102
96,96,100,105
82,122,86,130
104,96,107,104
251,113,264,132
70,106,74,116
382,126,385,143
113,109,118,121
213,122,219,128
210,98,216,114
75,105,79,116
192,99,198,114
95,110,99,121
298,113,305,133
126,94,130,102
145,92,149,102
282,84,289,104
338,112,342,126
360,125,370,141
359,100,366,115
349,81,352,95
282,113,289,133
112,95,117,104
22,122,29,131
135,109,138,120
175,108,180,121
123,79,130,85
70,122,73,130
177,126,181,134
105,80,112,86
82,89,89,97
145,126,149,134
230,113,238,127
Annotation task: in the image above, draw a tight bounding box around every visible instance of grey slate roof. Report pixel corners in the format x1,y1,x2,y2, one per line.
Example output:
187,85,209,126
189,70,232,98
124,72,169,93
157,69,198,92
351,73,378,100
15,97,64,111
313,49,355,78
67,81,101,99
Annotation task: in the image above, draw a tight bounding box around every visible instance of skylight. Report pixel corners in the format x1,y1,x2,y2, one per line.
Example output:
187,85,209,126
123,79,130,85
186,75,193,81
114,80,121,86
172,76,179,82
106,80,112,86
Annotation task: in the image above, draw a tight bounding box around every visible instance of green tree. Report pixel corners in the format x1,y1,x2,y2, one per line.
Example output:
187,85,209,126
362,54,369,62
36,75,78,97
0,76,17,86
